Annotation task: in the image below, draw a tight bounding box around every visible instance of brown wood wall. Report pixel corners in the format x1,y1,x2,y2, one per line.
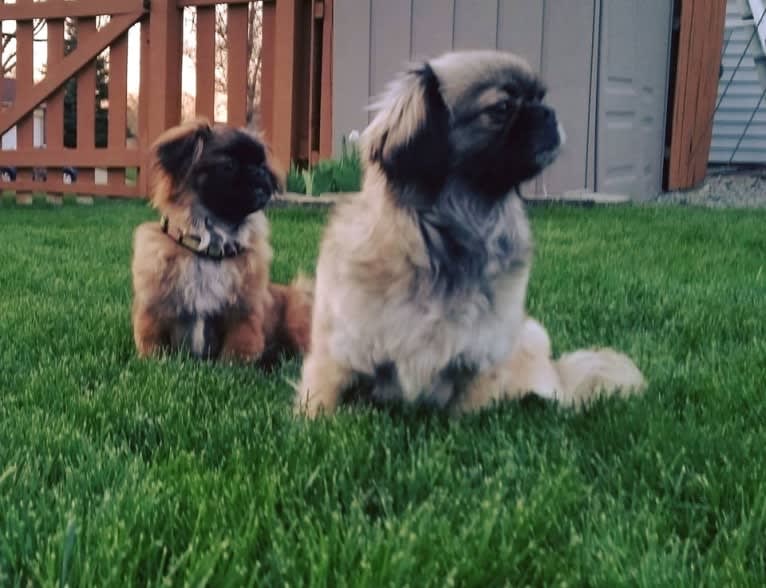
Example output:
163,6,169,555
666,0,728,190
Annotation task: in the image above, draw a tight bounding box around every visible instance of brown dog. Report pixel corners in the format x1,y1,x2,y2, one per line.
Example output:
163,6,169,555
131,118,312,366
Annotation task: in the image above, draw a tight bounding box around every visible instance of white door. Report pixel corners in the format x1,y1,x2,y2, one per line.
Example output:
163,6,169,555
596,0,674,199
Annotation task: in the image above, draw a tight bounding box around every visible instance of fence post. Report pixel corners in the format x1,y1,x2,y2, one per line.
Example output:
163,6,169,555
15,0,35,205
666,0,727,190
46,17,66,205
260,1,276,143
76,17,98,203
319,0,333,160
139,0,183,197
270,0,299,171
227,3,251,128
107,30,129,200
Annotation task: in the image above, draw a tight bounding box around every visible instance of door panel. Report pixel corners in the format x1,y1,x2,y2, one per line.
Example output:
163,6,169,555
539,0,598,195
597,0,673,199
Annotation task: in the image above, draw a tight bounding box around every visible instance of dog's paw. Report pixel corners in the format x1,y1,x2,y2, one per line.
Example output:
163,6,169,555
292,382,333,419
293,391,323,419
292,353,349,418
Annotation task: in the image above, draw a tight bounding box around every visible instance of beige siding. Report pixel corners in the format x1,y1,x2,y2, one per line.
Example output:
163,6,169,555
596,0,673,199
411,0,454,62
539,1,598,195
370,0,412,99
332,0,371,148
334,0,673,197
453,0,498,49
497,1,544,69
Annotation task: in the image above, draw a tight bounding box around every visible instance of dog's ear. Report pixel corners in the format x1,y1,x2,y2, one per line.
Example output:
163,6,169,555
154,119,213,182
363,63,450,197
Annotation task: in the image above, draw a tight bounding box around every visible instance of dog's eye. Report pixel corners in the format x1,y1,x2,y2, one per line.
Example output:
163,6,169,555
489,98,517,118
221,160,236,174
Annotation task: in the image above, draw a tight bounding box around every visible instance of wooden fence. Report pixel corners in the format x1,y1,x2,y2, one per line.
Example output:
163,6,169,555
0,0,333,201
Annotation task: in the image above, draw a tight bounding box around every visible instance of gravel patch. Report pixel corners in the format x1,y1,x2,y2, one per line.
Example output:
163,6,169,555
653,168,766,208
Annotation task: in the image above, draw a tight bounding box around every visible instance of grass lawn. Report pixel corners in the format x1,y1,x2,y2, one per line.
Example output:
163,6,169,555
1,198,765,586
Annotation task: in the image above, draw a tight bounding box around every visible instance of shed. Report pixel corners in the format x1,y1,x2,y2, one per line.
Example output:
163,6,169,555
331,0,721,199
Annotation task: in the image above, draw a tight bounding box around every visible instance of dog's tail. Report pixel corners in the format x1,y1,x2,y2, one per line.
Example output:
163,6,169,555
270,273,315,355
553,347,646,407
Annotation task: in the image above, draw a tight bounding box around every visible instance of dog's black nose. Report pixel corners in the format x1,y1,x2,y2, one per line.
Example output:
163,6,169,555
253,187,272,209
251,166,270,183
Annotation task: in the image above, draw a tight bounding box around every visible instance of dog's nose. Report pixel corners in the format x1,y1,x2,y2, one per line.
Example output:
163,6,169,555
253,166,270,182
529,103,557,126
254,187,272,207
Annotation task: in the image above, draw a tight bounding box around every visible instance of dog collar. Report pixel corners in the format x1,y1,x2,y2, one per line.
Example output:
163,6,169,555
160,215,240,260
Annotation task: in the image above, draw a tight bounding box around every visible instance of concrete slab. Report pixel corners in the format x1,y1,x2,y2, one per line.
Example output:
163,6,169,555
524,190,631,205
271,190,633,209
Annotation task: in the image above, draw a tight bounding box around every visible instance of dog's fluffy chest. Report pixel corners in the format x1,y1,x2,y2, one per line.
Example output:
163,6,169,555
321,189,533,401
327,254,530,399
397,267,527,356
329,265,529,403
176,256,242,315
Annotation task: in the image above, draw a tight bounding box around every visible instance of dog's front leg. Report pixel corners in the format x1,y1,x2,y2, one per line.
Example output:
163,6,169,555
133,306,168,358
220,314,266,363
294,350,353,418
449,368,524,414
451,318,561,414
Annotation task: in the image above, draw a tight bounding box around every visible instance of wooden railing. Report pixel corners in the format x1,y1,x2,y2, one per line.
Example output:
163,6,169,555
0,0,333,202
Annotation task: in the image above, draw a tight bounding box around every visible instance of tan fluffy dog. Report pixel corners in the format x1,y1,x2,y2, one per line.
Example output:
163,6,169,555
295,51,645,416
131,118,311,365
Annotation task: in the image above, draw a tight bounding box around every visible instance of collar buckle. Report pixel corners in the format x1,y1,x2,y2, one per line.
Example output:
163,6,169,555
159,215,242,261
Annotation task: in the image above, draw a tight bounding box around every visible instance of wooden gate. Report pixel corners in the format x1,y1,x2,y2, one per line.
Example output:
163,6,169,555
0,0,332,201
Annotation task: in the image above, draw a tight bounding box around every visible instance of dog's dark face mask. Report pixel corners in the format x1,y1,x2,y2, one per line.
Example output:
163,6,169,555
450,78,561,198
365,51,563,206
157,125,282,226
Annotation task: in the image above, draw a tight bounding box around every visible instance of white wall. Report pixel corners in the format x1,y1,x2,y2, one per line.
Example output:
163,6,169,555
710,0,766,163
0,108,46,150
1,126,16,150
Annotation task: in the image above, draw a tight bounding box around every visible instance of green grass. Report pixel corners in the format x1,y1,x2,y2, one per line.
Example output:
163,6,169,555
1,199,765,587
